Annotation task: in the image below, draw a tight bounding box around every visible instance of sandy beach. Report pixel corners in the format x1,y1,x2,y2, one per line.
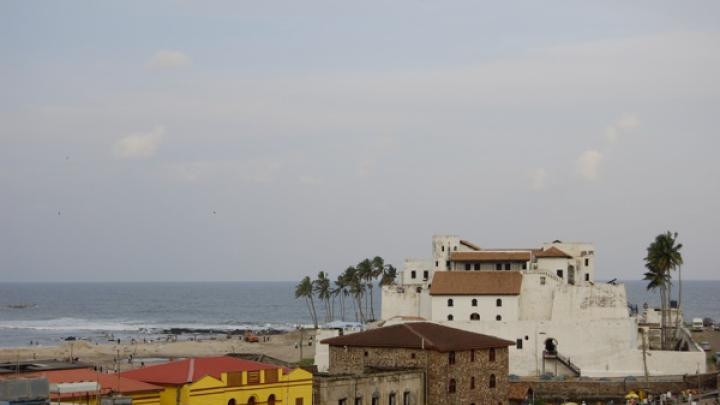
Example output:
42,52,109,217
0,330,314,371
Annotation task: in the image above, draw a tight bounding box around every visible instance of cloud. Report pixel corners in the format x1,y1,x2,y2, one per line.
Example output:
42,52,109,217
146,50,191,70
577,150,604,180
606,114,640,143
112,126,165,159
529,168,548,191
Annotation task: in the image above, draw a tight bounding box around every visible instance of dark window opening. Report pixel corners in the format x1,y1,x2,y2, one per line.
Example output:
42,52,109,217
448,379,456,393
454,246,457,251
516,339,523,349
411,270,416,279
355,398,362,405
447,314,454,321
470,376,475,389
585,258,589,266
496,263,502,271
496,298,502,307
446,260,450,269
268,395,275,405
441,245,445,252
522,262,527,270
585,273,590,281
489,348,496,362
557,269,563,278
505,263,511,270
403,392,410,405
416,286,422,293
470,350,475,362
489,374,496,389
471,298,478,306
364,351,368,357
447,299,454,307
470,313,480,321
448,351,456,365
338,400,347,405
465,263,471,271
496,315,502,321
388,393,396,405
474,263,480,270
423,270,429,280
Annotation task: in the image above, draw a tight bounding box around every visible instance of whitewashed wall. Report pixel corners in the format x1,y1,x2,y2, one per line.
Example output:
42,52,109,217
431,295,519,322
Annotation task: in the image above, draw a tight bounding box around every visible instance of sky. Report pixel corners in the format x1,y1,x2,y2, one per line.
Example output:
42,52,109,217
1,1,719,282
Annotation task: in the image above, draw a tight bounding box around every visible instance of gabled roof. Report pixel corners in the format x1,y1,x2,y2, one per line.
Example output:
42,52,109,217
119,356,277,385
321,322,513,352
430,271,523,295
27,368,162,394
534,246,572,259
459,240,481,251
450,251,531,262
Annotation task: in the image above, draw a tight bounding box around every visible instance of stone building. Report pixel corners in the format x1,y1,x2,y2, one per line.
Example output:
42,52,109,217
321,322,513,405
313,369,424,405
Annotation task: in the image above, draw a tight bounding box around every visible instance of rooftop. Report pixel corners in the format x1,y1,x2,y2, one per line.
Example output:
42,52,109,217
321,322,513,352
25,368,162,394
534,246,572,258
119,356,278,385
430,271,523,296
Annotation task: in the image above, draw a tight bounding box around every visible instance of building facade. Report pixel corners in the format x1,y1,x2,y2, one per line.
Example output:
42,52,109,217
313,370,424,405
322,322,512,405
120,357,312,405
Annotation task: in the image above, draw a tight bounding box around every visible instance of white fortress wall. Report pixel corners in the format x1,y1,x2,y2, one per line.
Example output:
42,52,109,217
431,295,519,322
381,284,431,320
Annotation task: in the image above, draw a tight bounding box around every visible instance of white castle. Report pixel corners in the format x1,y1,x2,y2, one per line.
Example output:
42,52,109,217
380,235,706,377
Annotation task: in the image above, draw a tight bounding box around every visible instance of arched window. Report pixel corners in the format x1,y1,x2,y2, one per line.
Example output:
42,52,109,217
416,286,422,293
411,270,416,279
247,398,256,405
447,314,454,321
471,298,478,307
448,379,456,393
496,298,502,307
489,374,496,388
470,313,480,321
496,315,502,321
489,348,496,362
470,376,475,389
228,399,236,405
267,395,275,405
447,299,454,307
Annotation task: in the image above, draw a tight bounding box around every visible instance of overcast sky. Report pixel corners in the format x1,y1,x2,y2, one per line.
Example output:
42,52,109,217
1,1,719,282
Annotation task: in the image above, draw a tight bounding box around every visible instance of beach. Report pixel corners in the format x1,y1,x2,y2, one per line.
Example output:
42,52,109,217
0,330,311,371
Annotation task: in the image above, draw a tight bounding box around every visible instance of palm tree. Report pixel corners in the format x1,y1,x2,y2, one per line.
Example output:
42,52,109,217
645,231,683,348
368,256,387,321
380,264,397,286
356,259,373,320
345,266,366,324
643,264,670,348
332,273,348,321
313,271,332,323
295,276,318,329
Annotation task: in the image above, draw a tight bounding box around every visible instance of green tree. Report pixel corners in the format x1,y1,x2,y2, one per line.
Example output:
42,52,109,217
313,271,332,323
345,266,366,324
643,264,670,348
356,258,374,320
295,276,318,329
380,264,398,286
645,231,683,347
332,273,349,321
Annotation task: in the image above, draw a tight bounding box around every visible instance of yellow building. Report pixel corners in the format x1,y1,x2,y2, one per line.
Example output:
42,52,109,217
120,356,312,405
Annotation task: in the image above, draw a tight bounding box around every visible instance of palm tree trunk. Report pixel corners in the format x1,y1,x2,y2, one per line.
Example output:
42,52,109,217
309,296,319,329
304,297,313,327
660,286,667,350
340,294,345,322
369,284,375,321
667,281,673,347
675,265,683,340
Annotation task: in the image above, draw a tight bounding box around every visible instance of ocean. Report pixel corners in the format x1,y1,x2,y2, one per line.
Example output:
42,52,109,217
0,280,718,348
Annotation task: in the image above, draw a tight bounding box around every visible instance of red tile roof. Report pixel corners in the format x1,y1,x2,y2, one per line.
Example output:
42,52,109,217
534,246,572,258
27,368,162,394
119,356,277,385
450,251,531,262
321,322,513,352
430,271,523,295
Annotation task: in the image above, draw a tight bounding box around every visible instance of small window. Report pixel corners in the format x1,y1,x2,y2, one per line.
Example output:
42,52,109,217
268,395,276,405
411,270,416,279
496,298,502,307
355,398,362,405
339,398,347,405
470,350,475,362
296,400,304,405
474,263,480,270
470,376,475,389
447,314,454,321
411,353,416,359
585,273,590,281
448,351,456,365
522,262,527,270
446,260,450,269
453,246,457,251
471,298,478,306
489,348,496,362
447,299,454,307
372,397,379,405
364,351,368,357
540,276,546,285
495,263,502,270
470,313,480,320
557,269,563,278
228,400,236,405
416,286,422,293
435,261,438,268
585,258,589,266
448,379,456,393
496,315,502,321
403,392,410,405
423,270,429,280
388,393,396,405
489,374,496,389
441,245,445,252
465,263,471,271
504,263,511,270
516,338,523,349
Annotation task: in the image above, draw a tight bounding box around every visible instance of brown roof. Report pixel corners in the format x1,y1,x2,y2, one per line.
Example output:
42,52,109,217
534,246,572,258
459,240,481,251
429,271,523,295
321,322,513,352
450,251,531,262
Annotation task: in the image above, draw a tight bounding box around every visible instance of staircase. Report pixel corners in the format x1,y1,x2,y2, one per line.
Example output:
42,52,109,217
543,350,581,377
